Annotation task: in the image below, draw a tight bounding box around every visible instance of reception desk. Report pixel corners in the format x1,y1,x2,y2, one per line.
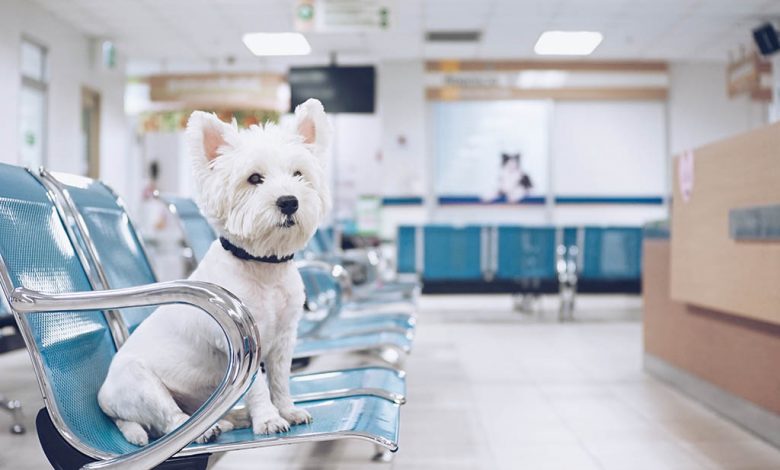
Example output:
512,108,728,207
645,123,780,446
670,122,780,325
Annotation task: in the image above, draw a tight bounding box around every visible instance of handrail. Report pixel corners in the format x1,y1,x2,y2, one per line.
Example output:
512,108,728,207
9,280,261,470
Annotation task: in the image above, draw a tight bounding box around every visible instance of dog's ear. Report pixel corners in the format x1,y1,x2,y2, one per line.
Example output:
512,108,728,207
294,98,331,158
186,111,238,164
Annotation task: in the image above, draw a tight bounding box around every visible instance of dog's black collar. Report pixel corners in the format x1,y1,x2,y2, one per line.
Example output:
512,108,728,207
219,237,294,264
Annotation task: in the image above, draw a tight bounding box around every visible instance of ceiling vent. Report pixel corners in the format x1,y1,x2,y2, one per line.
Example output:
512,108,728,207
426,31,482,42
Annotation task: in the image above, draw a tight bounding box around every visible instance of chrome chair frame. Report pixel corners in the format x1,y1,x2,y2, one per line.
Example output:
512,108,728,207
297,260,414,338
285,366,406,405
42,171,409,401
155,191,204,276
35,169,132,347
295,260,413,359
2,167,402,468
1,299,26,434
0,250,261,469
556,244,579,322
0,393,24,434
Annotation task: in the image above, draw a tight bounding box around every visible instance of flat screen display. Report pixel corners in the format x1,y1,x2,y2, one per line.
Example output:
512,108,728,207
753,23,780,56
289,66,375,113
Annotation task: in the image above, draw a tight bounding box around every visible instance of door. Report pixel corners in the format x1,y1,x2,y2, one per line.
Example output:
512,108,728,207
81,87,101,178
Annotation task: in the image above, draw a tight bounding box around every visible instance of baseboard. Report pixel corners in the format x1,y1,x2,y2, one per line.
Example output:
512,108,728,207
644,353,780,448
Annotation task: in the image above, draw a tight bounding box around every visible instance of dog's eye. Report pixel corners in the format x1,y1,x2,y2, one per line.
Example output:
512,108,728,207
293,171,302,178
247,173,264,185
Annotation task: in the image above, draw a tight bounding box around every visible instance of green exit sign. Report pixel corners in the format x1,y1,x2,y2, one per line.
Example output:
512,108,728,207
297,3,314,21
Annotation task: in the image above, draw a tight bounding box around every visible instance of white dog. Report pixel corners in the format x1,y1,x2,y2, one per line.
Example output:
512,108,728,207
482,152,533,203
98,99,331,446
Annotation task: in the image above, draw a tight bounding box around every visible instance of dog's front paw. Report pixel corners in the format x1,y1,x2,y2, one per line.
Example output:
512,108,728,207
194,422,223,444
252,412,290,435
279,406,312,426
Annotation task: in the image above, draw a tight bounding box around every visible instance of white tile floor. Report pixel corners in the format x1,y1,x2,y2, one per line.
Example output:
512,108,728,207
2,294,779,469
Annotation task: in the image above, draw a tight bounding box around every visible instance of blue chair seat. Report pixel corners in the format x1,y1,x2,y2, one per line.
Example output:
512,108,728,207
291,366,405,404
350,283,418,305
186,396,400,453
316,313,414,339
294,331,412,359
39,395,400,458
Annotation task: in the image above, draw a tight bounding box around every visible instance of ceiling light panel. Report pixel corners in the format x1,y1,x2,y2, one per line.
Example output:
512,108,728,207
534,31,603,56
242,32,311,56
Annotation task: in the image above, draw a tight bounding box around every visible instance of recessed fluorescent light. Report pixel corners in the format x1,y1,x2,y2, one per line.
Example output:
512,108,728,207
534,31,603,56
242,32,311,56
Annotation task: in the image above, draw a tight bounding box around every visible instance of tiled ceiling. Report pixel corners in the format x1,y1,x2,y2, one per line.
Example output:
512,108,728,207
29,0,780,74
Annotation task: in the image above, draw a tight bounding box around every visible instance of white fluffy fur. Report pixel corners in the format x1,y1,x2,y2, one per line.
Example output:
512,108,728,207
98,99,331,445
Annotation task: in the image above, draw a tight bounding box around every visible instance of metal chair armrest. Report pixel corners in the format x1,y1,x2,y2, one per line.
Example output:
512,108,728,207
9,280,261,470
296,259,354,301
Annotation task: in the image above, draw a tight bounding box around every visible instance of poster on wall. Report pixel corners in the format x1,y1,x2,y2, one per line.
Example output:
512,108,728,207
432,100,550,203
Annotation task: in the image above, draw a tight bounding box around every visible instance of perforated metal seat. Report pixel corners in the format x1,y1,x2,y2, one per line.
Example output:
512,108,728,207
288,366,405,404
313,229,420,302
45,172,408,404
157,194,217,265
0,164,399,469
298,265,415,341
295,331,412,359
0,166,124,455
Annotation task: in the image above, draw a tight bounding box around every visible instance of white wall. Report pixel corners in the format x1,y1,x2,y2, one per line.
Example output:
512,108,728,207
0,0,129,194
376,61,770,241
128,60,771,241
668,62,767,155
376,60,430,238
552,101,666,197
378,61,427,197
331,114,381,222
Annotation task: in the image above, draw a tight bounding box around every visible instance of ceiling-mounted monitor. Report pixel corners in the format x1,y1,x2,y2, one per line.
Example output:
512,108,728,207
289,65,375,114
753,23,780,56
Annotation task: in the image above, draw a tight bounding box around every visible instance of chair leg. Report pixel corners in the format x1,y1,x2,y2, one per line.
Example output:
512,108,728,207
371,444,394,463
0,393,25,434
377,347,406,368
558,286,575,322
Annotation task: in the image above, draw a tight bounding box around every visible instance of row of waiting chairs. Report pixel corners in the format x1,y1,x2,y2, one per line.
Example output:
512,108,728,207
157,193,420,311
0,163,416,469
397,224,642,319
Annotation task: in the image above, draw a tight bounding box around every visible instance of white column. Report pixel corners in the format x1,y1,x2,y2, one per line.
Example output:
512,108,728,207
768,54,780,122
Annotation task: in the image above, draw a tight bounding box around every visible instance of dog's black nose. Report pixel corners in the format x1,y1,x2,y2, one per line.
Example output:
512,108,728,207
276,195,298,215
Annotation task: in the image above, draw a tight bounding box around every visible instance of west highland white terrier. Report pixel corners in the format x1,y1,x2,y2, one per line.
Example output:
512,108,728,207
98,99,331,445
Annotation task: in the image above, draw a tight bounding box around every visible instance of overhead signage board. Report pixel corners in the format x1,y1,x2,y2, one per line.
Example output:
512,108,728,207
148,73,287,110
294,0,392,32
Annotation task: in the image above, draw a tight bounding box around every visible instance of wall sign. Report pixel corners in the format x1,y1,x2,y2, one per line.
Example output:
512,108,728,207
148,73,287,110
678,149,695,203
295,0,391,32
